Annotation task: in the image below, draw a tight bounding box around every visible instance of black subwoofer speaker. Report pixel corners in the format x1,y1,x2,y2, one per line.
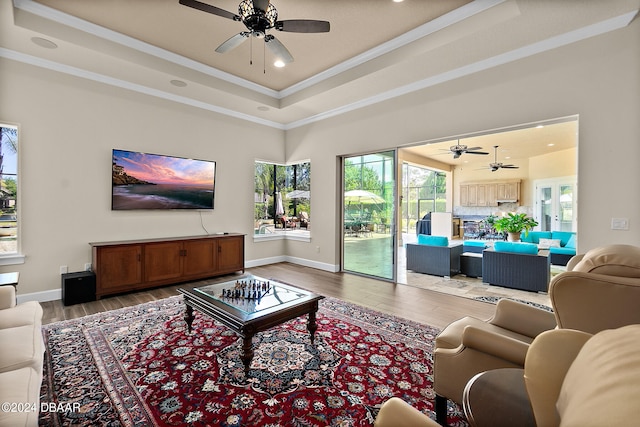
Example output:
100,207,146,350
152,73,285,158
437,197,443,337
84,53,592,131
61,271,96,306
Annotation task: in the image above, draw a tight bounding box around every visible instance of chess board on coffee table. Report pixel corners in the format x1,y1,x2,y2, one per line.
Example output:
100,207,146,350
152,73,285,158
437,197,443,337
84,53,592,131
178,275,324,377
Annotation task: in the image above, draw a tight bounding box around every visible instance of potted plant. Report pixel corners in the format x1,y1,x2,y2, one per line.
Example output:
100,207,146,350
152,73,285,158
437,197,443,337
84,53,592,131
493,213,538,242
483,214,498,227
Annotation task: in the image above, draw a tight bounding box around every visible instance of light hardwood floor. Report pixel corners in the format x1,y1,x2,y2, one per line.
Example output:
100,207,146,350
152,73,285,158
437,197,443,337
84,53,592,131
41,262,496,330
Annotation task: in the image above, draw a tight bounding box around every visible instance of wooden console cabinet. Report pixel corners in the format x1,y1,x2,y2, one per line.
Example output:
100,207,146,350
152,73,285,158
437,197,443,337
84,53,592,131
91,234,244,299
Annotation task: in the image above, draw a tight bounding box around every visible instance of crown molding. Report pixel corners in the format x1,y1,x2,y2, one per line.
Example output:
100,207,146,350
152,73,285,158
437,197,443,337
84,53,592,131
283,10,638,130
13,0,504,99
5,1,638,130
0,47,286,129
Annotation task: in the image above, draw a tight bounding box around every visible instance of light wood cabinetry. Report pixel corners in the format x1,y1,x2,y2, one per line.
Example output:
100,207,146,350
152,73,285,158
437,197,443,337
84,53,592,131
91,234,244,298
496,181,519,202
460,185,469,206
460,180,520,207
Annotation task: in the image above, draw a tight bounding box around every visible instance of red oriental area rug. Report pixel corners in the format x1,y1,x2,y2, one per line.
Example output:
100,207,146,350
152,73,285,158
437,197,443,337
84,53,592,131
40,295,467,426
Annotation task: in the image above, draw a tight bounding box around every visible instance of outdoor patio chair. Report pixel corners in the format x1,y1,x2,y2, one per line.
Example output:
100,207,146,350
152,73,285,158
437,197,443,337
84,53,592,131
299,211,310,229
406,235,463,277
482,242,550,292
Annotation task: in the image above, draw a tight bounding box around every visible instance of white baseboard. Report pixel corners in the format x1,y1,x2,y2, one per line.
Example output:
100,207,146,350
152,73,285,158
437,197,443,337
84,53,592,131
17,288,61,304
246,255,338,272
17,257,340,304
283,256,339,272
245,255,288,268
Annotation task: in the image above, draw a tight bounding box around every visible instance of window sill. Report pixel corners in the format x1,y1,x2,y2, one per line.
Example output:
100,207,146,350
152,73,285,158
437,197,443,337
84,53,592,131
0,253,25,266
253,233,311,243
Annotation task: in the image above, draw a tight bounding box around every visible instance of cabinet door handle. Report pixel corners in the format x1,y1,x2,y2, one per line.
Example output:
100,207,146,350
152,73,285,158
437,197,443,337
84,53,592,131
218,246,222,253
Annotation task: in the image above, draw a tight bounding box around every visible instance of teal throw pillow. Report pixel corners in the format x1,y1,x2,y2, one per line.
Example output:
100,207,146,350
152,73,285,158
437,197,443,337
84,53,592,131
417,234,449,247
494,241,539,254
565,234,577,249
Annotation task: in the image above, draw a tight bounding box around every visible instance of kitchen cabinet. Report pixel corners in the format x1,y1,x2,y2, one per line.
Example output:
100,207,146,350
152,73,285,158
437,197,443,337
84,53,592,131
460,180,520,206
91,234,244,298
496,181,519,202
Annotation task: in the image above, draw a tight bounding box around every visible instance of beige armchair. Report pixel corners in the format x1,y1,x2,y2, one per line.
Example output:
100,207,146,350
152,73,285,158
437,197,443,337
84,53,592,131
524,325,640,427
550,244,640,334
374,397,439,427
433,298,556,424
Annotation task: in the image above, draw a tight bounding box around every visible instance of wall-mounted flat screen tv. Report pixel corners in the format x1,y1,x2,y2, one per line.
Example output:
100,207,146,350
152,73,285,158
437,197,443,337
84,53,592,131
112,149,216,210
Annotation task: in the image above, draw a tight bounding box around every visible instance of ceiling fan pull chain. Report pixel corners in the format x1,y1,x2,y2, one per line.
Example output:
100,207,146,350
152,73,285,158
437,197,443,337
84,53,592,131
250,33,253,65
263,40,266,74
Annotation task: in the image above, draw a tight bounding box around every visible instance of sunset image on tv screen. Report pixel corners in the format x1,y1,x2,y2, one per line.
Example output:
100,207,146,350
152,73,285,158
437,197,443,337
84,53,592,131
112,149,216,210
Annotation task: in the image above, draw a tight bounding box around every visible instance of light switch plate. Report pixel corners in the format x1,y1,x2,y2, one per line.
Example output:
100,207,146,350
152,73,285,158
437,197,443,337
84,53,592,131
611,218,629,230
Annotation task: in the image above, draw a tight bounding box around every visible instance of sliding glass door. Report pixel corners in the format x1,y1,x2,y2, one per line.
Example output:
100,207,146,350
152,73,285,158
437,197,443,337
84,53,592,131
342,150,396,280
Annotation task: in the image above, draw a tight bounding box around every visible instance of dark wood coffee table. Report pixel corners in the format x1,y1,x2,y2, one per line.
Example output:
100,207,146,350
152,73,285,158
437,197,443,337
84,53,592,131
178,275,324,377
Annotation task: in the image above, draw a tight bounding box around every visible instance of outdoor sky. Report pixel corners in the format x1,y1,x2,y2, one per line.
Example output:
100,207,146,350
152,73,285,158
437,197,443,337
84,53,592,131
114,150,215,187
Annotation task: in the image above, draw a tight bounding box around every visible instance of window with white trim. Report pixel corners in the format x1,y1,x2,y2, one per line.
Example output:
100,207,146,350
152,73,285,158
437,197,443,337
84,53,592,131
0,124,18,257
254,161,310,239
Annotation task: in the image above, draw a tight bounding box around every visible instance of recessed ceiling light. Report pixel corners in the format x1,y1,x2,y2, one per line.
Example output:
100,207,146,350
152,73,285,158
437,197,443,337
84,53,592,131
273,60,286,68
31,37,57,49
536,125,544,129
170,79,187,87
547,143,555,147
393,0,405,2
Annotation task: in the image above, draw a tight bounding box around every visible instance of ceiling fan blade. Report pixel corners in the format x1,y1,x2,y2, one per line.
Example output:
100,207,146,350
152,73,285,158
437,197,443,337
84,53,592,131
215,32,250,53
253,0,270,13
501,165,519,169
275,19,330,33
465,151,489,155
265,35,293,63
179,0,239,21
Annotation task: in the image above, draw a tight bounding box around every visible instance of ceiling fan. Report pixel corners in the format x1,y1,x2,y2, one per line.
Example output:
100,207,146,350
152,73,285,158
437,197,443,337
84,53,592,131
179,0,330,64
487,145,519,171
443,142,489,159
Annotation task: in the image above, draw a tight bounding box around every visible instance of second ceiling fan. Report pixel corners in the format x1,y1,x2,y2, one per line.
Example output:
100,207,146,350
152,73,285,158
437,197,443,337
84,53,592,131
446,143,489,159
179,0,330,64
486,145,519,171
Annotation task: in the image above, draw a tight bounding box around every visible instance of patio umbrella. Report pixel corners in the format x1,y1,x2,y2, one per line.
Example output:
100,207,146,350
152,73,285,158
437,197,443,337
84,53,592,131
286,190,310,199
344,190,385,220
275,192,285,216
344,190,384,204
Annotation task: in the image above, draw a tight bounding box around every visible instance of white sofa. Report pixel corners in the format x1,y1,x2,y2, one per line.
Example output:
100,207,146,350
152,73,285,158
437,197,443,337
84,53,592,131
0,286,44,427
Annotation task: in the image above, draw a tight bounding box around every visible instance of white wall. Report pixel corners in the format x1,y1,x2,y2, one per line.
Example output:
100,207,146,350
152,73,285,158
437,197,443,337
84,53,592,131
286,18,639,265
1,17,638,299
0,59,285,296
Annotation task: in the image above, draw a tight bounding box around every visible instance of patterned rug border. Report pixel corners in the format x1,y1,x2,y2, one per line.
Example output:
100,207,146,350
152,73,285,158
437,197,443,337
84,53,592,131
473,296,553,312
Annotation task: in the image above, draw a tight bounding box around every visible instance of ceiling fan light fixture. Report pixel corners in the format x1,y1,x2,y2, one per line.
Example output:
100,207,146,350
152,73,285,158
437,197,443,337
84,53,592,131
180,0,330,64
273,59,286,68
239,0,277,30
